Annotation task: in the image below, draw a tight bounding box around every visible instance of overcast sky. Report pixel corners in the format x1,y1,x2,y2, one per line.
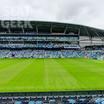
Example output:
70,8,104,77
0,0,104,29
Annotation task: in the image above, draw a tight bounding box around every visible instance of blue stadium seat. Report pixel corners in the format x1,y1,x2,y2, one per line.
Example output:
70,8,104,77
15,101,22,104
68,99,76,104
35,101,43,104
28,101,35,104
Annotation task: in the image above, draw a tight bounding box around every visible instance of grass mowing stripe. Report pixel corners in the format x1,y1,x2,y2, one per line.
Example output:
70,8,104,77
0,59,20,70
56,58,92,90
57,58,104,90
4,59,44,92
0,59,33,92
0,59,31,85
44,59,79,91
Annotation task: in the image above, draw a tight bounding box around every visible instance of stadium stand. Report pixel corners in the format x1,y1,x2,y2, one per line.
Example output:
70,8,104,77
0,20,104,103
0,20,103,59
0,50,103,59
0,95,104,104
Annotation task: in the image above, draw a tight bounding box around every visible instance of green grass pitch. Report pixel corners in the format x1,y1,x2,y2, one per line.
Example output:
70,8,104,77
0,58,104,92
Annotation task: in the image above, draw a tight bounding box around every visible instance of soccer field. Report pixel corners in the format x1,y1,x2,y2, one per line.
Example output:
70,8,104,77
0,58,104,92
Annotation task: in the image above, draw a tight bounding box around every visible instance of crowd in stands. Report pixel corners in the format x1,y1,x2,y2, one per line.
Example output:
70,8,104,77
85,45,104,51
0,36,78,42
1,95,104,104
0,39,103,59
0,50,103,59
0,43,80,49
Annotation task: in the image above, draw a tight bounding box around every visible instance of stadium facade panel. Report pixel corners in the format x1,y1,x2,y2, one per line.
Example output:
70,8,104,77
0,20,104,46
0,20,103,59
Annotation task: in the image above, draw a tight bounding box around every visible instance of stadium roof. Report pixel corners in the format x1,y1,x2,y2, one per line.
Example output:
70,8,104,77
0,20,104,38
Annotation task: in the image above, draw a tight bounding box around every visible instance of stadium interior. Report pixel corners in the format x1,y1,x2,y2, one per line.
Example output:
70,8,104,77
0,20,103,59
0,20,104,104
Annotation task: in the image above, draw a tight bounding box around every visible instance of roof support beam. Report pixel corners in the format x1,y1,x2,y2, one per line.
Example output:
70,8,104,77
98,32,104,45
64,25,68,34
95,30,104,41
78,27,80,35
50,24,52,33
36,25,38,34
22,27,24,33
8,27,11,33
83,27,93,45
92,29,104,45
84,27,91,38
